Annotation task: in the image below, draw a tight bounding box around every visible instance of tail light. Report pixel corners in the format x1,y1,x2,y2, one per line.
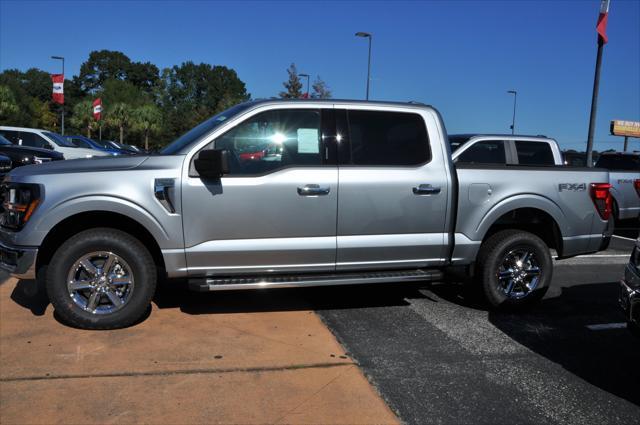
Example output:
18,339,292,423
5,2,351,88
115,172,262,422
634,179,640,197
590,183,612,221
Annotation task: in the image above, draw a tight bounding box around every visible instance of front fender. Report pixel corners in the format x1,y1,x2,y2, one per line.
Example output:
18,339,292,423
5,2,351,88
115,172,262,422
19,195,171,248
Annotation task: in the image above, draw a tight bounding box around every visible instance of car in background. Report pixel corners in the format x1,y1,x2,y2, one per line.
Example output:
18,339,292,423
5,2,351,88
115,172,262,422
65,135,125,156
620,237,640,337
0,154,12,178
0,126,109,160
0,134,64,169
105,140,145,155
595,152,640,221
449,134,563,166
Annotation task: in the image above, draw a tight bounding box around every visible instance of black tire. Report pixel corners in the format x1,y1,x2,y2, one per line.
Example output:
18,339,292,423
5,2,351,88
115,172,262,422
476,229,552,309
46,228,157,329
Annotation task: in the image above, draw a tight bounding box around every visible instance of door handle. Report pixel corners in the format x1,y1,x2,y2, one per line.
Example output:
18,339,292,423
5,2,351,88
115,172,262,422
413,184,441,195
297,184,331,196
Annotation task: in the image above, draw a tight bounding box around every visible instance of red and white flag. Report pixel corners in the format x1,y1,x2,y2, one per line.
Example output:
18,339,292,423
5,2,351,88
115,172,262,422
93,98,102,121
596,0,610,44
51,74,64,104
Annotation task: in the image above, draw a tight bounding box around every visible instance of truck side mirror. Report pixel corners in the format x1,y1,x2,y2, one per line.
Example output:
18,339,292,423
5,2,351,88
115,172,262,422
194,149,229,178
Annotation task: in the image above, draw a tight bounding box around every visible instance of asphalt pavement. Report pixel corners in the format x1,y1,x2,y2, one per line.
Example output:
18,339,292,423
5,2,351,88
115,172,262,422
313,225,640,425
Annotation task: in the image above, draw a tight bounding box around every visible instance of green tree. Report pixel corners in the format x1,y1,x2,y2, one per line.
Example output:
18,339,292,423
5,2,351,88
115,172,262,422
70,100,96,138
78,50,132,93
133,104,162,150
279,63,302,99
29,99,57,130
0,85,19,123
106,103,133,144
161,62,249,139
311,76,332,99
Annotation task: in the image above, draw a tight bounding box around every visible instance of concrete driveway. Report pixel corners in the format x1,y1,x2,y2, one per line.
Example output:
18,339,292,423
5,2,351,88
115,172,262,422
0,276,398,425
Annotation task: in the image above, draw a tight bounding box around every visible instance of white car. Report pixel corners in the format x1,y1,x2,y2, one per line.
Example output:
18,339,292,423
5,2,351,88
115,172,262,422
0,126,109,160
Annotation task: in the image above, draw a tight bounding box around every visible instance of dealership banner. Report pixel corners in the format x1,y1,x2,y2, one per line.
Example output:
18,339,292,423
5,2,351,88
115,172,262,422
93,98,102,121
51,74,64,104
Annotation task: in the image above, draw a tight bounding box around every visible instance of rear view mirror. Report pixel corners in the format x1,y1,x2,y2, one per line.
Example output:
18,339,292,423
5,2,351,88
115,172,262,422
194,149,229,178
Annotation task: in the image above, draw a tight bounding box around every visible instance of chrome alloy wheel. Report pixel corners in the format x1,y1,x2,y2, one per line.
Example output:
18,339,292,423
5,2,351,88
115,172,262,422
496,248,541,300
66,252,135,315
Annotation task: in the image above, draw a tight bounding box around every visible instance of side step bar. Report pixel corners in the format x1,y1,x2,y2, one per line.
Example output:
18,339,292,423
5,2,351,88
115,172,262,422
188,269,444,292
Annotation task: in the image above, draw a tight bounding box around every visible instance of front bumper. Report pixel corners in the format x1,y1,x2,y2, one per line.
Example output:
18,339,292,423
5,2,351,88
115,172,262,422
0,240,38,279
619,267,640,329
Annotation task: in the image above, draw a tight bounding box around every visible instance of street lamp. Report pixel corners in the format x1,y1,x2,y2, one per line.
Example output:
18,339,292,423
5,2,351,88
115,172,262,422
507,90,517,135
355,32,372,100
51,55,65,135
298,73,310,98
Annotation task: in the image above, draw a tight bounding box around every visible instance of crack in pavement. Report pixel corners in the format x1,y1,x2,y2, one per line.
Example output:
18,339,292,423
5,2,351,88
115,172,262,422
0,361,353,383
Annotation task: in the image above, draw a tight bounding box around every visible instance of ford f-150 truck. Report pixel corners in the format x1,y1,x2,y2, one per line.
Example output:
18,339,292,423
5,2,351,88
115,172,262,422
595,152,640,221
0,100,614,329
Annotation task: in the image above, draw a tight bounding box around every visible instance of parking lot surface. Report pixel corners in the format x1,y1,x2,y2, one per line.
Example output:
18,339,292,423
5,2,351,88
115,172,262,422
315,234,640,424
0,276,398,424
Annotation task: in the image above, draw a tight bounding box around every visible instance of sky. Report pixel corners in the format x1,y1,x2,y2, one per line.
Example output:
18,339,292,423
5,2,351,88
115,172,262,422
1,0,639,152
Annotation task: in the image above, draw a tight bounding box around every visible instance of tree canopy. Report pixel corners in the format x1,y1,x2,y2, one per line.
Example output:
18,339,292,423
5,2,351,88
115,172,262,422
0,50,250,149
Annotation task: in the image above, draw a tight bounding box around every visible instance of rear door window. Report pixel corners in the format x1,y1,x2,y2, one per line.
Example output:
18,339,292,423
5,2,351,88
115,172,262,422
515,140,555,165
345,110,430,166
19,132,50,149
0,130,19,144
456,140,506,164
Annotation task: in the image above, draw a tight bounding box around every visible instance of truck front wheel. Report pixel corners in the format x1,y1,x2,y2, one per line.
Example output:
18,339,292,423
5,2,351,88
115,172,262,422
476,230,552,308
46,228,157,329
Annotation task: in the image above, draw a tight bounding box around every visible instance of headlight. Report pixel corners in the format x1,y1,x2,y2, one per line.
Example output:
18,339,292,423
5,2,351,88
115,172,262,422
1,183,41,230
85,154,94,158
20,156,33,165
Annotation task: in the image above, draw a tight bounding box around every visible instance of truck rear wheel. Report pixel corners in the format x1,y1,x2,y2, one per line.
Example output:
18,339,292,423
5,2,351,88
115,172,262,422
46,228,157,329
476,230,552,308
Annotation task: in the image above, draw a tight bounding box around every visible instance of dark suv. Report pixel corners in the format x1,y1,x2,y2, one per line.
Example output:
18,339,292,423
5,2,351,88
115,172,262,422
620,238,640,336
0,134,64,168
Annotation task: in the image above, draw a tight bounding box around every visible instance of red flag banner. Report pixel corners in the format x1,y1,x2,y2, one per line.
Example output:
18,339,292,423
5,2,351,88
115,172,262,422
51,74,64,104
93,98,102,121
596,0,610,44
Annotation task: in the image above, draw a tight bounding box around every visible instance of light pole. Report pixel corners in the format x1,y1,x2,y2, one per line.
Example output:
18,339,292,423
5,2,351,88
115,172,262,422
299,73,310,98
355,32,372,100
507,90,517,135
51,55,65,135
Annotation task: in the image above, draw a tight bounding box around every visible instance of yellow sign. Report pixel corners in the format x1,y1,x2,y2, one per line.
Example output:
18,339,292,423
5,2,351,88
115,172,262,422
610,120,640,138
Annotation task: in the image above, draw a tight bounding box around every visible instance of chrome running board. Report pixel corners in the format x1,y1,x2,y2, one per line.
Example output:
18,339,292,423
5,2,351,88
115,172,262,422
188,269,443,292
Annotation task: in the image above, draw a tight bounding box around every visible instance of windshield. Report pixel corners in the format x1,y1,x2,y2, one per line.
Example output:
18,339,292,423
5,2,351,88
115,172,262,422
0,135,12,146
44,131,77,147
448,135,472,152
161,102,253,155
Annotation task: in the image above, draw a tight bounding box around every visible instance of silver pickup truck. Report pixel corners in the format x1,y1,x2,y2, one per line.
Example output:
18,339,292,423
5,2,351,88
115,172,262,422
595,152,640,221
0,100,614,329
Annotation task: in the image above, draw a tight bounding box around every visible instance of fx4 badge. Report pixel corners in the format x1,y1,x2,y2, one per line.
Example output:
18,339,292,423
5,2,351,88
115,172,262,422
558,183,586,192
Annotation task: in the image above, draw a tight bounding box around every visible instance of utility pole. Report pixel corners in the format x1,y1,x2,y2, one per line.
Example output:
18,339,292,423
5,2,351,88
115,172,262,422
586,0,610,167
355,32,372,100
508,90,517,135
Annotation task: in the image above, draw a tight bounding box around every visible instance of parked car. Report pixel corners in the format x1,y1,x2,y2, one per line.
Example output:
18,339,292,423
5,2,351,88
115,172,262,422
620,237,640,336
0,126,109,160
0,99,613,329
595,152,640,221
105,141,145,155
0,134,64,168
449,134,563,165
0,154,12,178
65,135,125,156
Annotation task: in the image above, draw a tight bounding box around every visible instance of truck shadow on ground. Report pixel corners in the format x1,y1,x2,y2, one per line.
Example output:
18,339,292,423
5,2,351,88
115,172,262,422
432,281,640,407
153,280,432,315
